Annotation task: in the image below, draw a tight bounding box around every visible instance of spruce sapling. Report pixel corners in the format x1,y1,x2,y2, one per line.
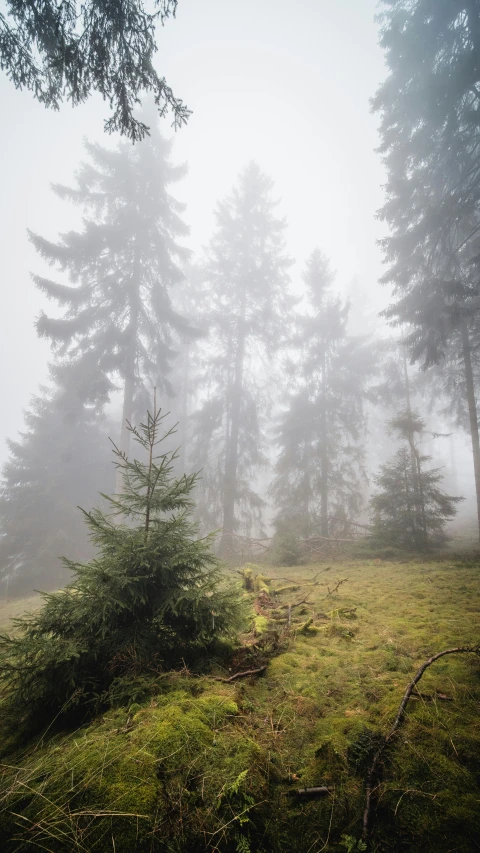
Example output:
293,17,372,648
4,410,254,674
0,403,245,730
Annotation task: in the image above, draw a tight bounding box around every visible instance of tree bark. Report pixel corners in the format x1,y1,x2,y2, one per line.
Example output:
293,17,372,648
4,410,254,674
461,320,480,539
219,287,246,555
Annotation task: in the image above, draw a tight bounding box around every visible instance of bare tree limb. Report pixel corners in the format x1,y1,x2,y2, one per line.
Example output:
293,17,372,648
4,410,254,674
362,645,480,841
213,665,267,683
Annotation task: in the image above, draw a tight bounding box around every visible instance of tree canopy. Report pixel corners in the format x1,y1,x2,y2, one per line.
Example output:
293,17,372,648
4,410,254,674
0,0,190,140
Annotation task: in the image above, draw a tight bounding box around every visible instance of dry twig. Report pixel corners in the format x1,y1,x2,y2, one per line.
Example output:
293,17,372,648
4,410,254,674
212,666,267,683
362,645,480,842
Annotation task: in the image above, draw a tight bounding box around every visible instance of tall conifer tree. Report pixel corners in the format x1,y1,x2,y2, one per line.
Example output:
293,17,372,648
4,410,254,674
190,163,292,552
31,124,194,490
271,250,374,539
373,0,480,535
0,121,193,590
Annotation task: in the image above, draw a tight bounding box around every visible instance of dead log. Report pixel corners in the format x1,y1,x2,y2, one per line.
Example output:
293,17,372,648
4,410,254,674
362,645,480,842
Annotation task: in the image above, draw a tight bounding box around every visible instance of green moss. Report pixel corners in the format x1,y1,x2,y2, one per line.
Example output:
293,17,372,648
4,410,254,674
253,615,269,635
1,557,479,852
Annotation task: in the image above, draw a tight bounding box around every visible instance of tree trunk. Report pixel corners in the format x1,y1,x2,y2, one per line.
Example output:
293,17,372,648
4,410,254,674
220,289,246,555
180,342,190,474
115,250,140,495
403,458,416,546
320,342,329,537
461,320,480,540
403,347,428,548
115,364,135,495
449,433,459,493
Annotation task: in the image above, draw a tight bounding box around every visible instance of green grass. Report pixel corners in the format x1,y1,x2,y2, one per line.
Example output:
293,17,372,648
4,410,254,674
0,594,42,632
0,556,479,852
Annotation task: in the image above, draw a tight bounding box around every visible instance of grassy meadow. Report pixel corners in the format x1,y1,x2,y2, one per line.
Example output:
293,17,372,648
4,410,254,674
0,555,479,852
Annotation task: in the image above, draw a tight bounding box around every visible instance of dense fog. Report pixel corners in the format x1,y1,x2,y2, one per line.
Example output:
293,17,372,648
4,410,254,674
1,0,479,597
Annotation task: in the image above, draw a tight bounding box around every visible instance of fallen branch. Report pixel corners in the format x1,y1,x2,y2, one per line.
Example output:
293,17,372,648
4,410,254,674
294,786,330,797
326,578,349,597
410,689,453,702
279,595,313,610
213,665,267,683
362,645,480,842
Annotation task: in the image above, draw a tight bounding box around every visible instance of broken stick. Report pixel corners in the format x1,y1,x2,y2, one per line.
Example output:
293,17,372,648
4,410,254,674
362,645,480,842
213,665,267,683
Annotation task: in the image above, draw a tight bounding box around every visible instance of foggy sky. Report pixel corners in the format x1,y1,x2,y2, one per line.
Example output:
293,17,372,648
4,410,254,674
0,0,387,464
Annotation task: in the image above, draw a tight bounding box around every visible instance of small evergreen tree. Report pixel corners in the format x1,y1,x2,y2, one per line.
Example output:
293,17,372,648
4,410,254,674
0,406,244,729
370,411,461,551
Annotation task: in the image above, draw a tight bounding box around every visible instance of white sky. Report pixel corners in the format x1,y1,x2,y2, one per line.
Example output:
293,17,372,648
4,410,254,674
0,0,388,463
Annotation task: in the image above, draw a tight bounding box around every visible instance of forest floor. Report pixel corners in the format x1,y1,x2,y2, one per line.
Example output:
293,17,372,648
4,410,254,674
0,555,479,852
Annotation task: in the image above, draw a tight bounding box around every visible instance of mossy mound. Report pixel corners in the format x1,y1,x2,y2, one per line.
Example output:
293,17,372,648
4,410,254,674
0,681,270,852
1,557,479,852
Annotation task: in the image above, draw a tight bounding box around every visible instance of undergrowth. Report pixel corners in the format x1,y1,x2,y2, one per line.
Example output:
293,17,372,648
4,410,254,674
0,556,479,852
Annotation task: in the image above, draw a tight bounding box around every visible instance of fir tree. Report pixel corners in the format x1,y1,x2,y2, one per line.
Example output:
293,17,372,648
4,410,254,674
370,411,461,551
0,0,190,139
190,162,293,553
0,121,195,591
0,406,244,730
271,250,374,542
373,1,480,536
31,123,195,489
